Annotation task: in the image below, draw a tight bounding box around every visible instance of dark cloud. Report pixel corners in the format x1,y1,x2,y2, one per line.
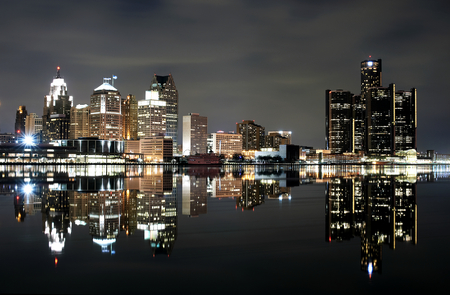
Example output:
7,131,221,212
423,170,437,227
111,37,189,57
1,0,449,152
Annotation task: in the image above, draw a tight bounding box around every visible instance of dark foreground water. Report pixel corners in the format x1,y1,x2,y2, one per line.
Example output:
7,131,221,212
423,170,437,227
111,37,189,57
0,165,449,294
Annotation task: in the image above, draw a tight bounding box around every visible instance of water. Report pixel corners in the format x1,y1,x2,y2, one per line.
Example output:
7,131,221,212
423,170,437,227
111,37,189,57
0,165,449,294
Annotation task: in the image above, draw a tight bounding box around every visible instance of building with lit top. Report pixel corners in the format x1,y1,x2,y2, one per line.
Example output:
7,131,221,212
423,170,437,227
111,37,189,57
183,113,208,155
149,74,178,154
15,105,27,136
265,131,291,149
138,90,166,139
89,79,122,141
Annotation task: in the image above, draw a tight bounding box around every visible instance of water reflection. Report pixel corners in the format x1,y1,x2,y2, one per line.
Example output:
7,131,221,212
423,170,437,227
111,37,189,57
1,164,449,275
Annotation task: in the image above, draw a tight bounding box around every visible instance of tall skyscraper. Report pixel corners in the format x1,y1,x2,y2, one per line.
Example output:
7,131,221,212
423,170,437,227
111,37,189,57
137,90,166,139
395,88,417,151
236,120,265,151
15,105,27,136
42,67,73,142
183,113,207,155
149,74,178,153
325,90,354,153
70,104,90,139
25,113,43,136
89,79,122,141
361,59,382,97
122,94,138,140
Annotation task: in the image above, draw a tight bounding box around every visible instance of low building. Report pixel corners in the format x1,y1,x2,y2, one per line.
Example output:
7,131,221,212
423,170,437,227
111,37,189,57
255,144,300,162
140,136,173,163
209,131,242,158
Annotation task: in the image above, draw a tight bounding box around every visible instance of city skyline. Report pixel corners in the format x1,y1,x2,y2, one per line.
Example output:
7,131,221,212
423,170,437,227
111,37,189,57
1,1,449,152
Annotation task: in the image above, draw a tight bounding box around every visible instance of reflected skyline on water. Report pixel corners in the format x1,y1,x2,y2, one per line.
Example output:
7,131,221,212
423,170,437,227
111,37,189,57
2,164,450,294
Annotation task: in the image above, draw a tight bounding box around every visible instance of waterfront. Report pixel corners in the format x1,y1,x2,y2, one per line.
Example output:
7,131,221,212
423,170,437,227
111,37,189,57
1,164,449,294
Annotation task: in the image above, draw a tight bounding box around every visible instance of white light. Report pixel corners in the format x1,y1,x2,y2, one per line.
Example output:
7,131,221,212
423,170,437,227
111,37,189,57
367,61,373,67
23,184,33,194
23,135,35,146
368,262,373,275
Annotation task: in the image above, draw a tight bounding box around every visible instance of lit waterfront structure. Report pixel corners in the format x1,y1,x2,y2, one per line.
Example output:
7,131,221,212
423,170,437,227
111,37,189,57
236,120,265,151
89,79,122,141
138,90,166,139
0,133,16,144
140,136,173,163
325,89,354,153
208,131,242,158
15,105,27,136
42,67,73,142
265,131,291,149
395,89,417,151
183,113,207,156
69,104,90,139
149,74,178,154
122,94,138,140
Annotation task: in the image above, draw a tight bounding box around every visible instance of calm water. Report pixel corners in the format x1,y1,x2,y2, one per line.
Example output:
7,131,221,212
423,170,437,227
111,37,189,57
1,164,449,294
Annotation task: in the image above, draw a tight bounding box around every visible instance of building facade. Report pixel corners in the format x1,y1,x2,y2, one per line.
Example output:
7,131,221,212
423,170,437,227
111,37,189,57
149,74,178,153
236,120,265,151
15,105,27,136
89,80,122,141
140,136,173,163
137,90,166,139
122,94,138,140
209,131,242,157
183,113,208,155
266,131,291,149
325,90,354,154
395,89,417,151
70,104,90,139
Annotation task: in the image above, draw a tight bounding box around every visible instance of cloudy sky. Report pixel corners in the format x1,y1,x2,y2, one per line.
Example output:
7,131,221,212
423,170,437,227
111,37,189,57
1,0,449,152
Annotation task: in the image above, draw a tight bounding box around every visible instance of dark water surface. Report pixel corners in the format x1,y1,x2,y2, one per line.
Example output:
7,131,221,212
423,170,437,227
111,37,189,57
1,165,449,294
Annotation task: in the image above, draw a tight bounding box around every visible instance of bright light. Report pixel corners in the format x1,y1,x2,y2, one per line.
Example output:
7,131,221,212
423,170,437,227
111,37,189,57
368,262,373,275
367,61,373,67
23,184,33,194
23,135,35,146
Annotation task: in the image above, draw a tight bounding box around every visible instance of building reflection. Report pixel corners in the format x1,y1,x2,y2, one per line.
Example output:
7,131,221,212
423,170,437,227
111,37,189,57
325,174,417,276
182,174,208,217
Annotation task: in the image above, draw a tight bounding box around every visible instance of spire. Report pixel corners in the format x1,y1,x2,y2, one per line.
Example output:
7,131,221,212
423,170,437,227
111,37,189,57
56,66,61,78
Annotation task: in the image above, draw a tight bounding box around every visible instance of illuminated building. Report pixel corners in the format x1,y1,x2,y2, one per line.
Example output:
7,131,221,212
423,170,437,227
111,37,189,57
121,189,138,236
209,131,242,158
265,131,291,149
325,90,354,153
182,174,207,217
353,94,365,152
208,174,242,198
42,67,73,142
89,79,122,141
361,59,382,97
0,133,16,143
140,136,173,163
122,94,138,140
236,120,265,151
69,104,90,139
25,113,43,139
395,89,417,151
15,105,27,136
137,90,166,139
149,74,178,154
182,113,207,155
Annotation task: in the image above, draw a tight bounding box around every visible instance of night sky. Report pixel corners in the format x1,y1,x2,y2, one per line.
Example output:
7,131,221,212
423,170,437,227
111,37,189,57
1,0,449,152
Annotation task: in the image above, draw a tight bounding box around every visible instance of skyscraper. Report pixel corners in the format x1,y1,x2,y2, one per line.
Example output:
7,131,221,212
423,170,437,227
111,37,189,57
325,90,354,153
137,90,166,139
236,120,265,151
89,79,122,141
395,88,417,151
42,67,73,142
15,105,27,136
25,113,43,136
149,74,178,153
122,94,138,140
69,104,90,139
361,59,382,97
183,113,207,155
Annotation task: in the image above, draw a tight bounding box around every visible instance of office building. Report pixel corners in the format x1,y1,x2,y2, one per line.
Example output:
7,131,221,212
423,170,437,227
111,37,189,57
149,74,178,153
89,79,122,141
395,89,417,151
42,67,73,142
69,104,90,139
265,131,291,149
140,136,173,163
15,105,27,136
183,113,207,155
325,90,354,153
46,114,70,141
25,113,42,136
138,90,166,139
236,120,265,151
209,131,242,158
122,94,138,140
361,59,382,97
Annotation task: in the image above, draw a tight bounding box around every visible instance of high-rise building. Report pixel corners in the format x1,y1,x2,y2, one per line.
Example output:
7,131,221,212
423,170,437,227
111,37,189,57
15,105,27,136
236,120,265,151
25,113,42,135
395,89,417,151
140,136,173,163
361,59,382,97
209,131,242,157
42,67,73,142
89,79,122,141
138,90,166,139
325,90,354,153
266,131,292,149
149,74,178,153
122,94,138,140
69,104,90,139
183,113,207,155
